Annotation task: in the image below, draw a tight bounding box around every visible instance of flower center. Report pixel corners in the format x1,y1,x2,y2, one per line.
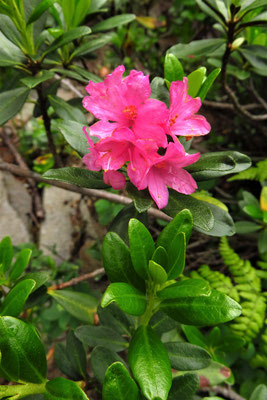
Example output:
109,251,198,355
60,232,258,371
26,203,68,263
156,161,166,169
169,113,178,127
123,105,137,120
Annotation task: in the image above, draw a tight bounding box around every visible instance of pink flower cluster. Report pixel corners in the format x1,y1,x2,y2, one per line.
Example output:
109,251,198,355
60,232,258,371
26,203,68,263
82,66,210,209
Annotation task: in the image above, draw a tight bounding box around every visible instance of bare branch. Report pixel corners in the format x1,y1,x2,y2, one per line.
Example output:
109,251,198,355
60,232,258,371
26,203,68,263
249,78,267,112
0,161,172,222
48,268,105,290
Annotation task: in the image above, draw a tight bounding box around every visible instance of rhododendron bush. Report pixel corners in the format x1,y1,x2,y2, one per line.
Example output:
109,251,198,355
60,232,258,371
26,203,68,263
82,66,209,209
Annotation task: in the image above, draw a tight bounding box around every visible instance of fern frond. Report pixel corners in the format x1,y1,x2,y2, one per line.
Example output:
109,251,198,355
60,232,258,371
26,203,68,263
219,237,261,292
191,264,240,302
228,158,267,183
251,324,267,369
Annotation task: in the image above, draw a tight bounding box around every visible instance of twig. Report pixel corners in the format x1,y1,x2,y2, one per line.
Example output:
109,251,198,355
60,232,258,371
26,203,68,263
48,268,105,290
208,385,245,400
1,127,44,220
249,78,267,112
36,85,63,168
55,74,84,98
0,161,172,222
203,100,262,111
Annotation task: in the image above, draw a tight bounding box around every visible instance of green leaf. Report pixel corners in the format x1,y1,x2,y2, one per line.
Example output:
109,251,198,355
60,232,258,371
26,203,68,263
167,232,186,279
182,326,207,348
159,284,242,326
128,218,155,280
164,342,211,371
150,77,170,106
164,191,235,237
102,232,144,291
66,331,87,379
45,377,89,400
168,373,199,400
44,26,91,56
98,303,133,336
0,236,13,273
197,68,221,101
21,71,55,89
9,248,32,282
103,362,141,400
187,67,206,97
54,343,82,381
70,65,102,82
150,310,178,336
0,87,30,126
93,14,136,32
43,167,108,189
168,39,225,59
164,53,184,83
48,95,86,124
157,209,193,248
128,326,172,400
258,229,267,254
158,279,211,299
240,0,267,12
71,33,113,58
127,183,154,213
27,0,57,25
101,283,147,316
148,260,168,284
48,289,98,323
240,45,267,70
91,346,127,384
20,271,50,292
250,384,267,400
192,360,231,385
235,221,262,234
75,325,128,352
0,279,35,317
0,316,47,383
152,246,168,271
0,31,25,66
186,151,252,181
57,120,89,156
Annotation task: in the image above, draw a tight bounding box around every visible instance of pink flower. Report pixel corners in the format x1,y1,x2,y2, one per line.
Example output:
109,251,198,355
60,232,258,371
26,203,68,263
168,78,210,139
103,170,126,190
128,140,200,209
83,65,168,147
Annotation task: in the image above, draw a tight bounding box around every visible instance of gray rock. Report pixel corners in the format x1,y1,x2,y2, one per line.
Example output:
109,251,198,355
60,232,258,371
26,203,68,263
0,172,31,244
39,186,81,264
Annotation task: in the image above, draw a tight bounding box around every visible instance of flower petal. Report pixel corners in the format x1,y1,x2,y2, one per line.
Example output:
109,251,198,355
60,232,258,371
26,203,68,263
89,120,119,139
103,170,126,190
166,168,198,195
147,170,169,209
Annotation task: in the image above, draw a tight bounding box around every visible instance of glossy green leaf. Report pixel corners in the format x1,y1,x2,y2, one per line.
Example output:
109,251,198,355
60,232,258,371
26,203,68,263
101,283,146,316
164,53,184,82
164,342,211,371
48,289,98,323
182,325,207,348
128,218,155,280
240,0,267,12
157,209,193,248
44,26,91,56
45,377,89,400
128,325,172,400
20,271,50,292
168,39,225,59
197,68,221,101
235,221,262,234
0,236,13,273
250,384,267,400
102,232,144,290
186,151,252,181
0,279,35,317
48,95,86,124
57,120,89,156
0,87,30,126
149,311,178,336
70,65,102,82
168,373,199,400
27,0,56,25
98,303,133,336
152,246,168,271
9,248,32,282
103,362,140,400
158,279,211,300
91,346,127,384
167,231,186,279
75,325,128,352
0,31,25,66
66,330,87,379
187,67,206,97
149,260,168,284
0,316,47,383
159,286,242,326
127,183,154,213
71,33,113,58
43,167,108,189
150,77,170,106
93,14,136,32
54,343,82,381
